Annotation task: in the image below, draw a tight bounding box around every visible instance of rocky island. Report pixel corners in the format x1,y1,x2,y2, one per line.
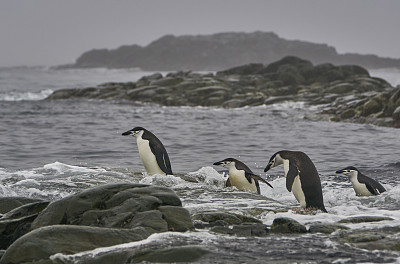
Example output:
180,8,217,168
48,56,400,128
63,31,400,71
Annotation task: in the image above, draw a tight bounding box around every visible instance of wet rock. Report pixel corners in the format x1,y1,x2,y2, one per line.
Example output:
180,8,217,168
0,201,49,249
30,183,191,231
210,223,269,237
46,56,400,128
0,197,43,214
192,212,262,226
361,98,383,116
393,106,400,128
270,217,307,233
334,226,400,252
327,83,354,94
210,226,234,235
337,216,394,224
308,223,349,234
0,225,152,264
1,184,194,263
133,245,209,263
217,63,264,75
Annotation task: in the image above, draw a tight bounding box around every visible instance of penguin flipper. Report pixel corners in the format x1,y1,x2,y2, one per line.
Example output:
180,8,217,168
246,172,273,188
358,175,383,195
149,141,173,175
365,182,380,195
286,162,298,192
226,178,232,187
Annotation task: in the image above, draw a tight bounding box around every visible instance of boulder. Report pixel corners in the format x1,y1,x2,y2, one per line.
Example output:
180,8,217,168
337,216,393,224
0,225,152,264
0,197,43,214
308,223,349,234
210,223,269,237
270,217,307,233
30,183,192,231
192,212,262,226
0,201,49,249
1,184,194,264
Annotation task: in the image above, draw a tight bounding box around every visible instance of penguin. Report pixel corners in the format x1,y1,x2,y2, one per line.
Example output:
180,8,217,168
264,150,327,212
336,166,386,196
122,127,173,176
213,158,273,194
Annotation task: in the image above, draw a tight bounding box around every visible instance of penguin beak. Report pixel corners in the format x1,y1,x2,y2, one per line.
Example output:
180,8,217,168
122,130,133,136
335,169,344,174
213,161,222,166
264,163,272,172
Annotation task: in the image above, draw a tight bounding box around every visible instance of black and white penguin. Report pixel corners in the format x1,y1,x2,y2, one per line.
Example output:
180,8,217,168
264,150,327,212
122,127,173,176
336,166,386,196
213,158,273,194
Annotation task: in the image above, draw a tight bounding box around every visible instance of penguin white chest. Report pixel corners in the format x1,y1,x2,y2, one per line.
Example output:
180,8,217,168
291,175,306,208
136,138,165,175
349,177,373,196
228,168,257,193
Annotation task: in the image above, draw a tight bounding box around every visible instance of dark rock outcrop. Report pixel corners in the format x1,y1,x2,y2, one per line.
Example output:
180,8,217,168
0,197,43,214
47,56,400,128
270,217,307,233
0,183,193,264
62,31,400,71
0,201,49,249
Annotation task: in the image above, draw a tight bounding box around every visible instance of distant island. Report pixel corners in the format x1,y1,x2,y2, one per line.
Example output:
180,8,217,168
61,31,400,71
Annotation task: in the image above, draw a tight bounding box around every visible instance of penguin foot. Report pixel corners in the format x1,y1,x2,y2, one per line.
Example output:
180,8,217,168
290,207,317,215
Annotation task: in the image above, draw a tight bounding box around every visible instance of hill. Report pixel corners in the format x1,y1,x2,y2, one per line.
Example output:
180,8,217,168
67,31,400,71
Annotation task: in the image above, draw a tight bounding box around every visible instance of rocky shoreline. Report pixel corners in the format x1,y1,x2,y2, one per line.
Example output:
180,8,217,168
47,56,400,128
1,183,399,263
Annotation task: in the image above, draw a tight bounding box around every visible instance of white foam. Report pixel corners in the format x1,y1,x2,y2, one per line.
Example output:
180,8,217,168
42,161,106,174
0,89,53,101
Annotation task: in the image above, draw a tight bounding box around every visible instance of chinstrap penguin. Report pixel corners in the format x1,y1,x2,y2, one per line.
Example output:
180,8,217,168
336,166,386,196
213,158,273,194
122,127,173,176
264,150,327,212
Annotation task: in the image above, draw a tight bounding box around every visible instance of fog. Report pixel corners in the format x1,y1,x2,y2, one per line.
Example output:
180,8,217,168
1,0,399,67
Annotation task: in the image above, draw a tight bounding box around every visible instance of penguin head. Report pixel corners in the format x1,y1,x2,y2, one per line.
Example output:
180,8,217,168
264,152,284,172
213,158,237,170
122,127,145,138
336,166,359,177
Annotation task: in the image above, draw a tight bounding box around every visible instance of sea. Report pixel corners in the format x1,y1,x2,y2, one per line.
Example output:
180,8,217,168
1,66,400,263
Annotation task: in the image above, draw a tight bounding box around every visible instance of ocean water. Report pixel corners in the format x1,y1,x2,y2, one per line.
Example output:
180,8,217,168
1,66,400,263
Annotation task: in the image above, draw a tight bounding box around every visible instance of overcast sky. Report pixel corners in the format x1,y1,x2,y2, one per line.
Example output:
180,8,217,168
1,0,399,67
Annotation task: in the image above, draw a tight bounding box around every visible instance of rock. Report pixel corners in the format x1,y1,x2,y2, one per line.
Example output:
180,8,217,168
1,184,194,263
340,109,356,119
217,63,264,75
232,224,269,237
393,106,400,128
308,223,349,234
334,226,400,252
158,206,193,232
270,217,307,233
0,201,49,249
337,216,394,224
0,225,152,264
192,212,262,226
361,98,383,116
30,183,191,232
133,245,209,263
327,83,354,94
210,223,269,237
210,226,234,235
0,197,43,214
46,56,400,129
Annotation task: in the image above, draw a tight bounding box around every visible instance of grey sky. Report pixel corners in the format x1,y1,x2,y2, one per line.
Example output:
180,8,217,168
1,0,399,67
